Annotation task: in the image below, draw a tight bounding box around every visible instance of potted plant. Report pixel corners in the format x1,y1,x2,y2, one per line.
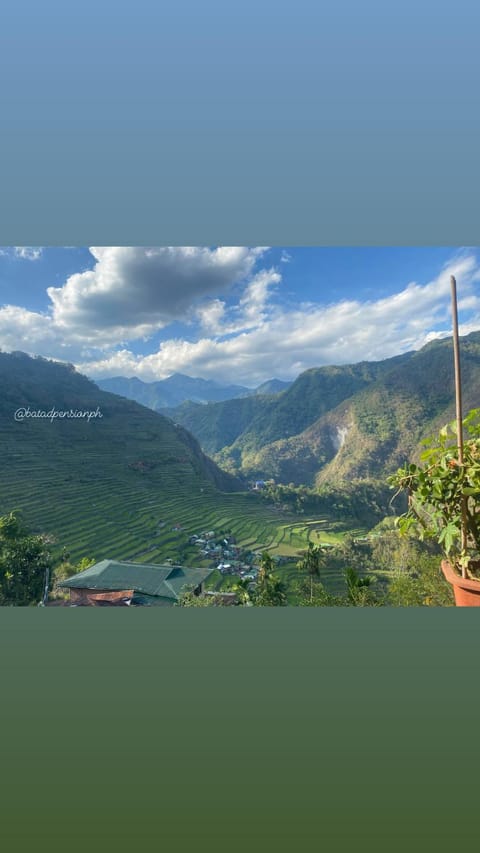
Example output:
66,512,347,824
388,408,480,605
388,274,480,605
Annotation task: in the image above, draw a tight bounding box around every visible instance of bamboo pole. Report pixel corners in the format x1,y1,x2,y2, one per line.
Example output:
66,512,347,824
450,275,468,577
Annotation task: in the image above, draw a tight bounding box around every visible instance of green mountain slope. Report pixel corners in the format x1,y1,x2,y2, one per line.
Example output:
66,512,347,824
169,352,413,474
164,333,480,486
313,331,480,484
163,395,278,455
0,352,259,561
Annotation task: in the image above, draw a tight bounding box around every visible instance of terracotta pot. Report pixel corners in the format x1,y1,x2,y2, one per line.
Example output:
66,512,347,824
441,559,480,606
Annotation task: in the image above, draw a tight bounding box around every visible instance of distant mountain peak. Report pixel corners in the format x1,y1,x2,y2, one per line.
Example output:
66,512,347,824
95,372,251,409
252,378,292,396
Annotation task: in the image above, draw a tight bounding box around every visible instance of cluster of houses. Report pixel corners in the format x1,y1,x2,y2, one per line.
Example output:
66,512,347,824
188,530,258,580
188,529,291,581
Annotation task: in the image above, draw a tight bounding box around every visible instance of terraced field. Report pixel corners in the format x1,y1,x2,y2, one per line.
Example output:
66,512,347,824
2,436,365,598
3,451,343,567
0,353,362,598
2,435,359,595
3,442,274,562
5,442,370,598
1,428,326,561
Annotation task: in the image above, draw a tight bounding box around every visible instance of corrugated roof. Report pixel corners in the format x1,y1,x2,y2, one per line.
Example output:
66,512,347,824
59,560,213,600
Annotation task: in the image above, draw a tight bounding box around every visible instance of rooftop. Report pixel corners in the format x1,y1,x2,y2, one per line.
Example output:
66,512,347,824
59,560,213,603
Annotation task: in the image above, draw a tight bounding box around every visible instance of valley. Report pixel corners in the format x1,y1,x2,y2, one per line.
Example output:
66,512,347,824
161,332,480,486
2,335,473,605
0,351,369,601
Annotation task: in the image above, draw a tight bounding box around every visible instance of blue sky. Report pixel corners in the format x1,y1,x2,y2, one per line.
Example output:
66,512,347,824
0,246,478,386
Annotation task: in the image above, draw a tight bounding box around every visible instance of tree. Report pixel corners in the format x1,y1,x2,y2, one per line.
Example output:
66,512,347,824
176,586,226,606
386,553,454,606
51,555,96,600
0,511,53,606
254,552,287,606
344,566,379,606
291,577,341,607
234,576,254,605
296,542,325,603
367,527,453,605
339,534,367,572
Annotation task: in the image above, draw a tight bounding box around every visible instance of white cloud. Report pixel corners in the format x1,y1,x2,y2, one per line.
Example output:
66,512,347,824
0,244,274,359
77,254,480,386
14,247,43,260
196,267,281,335
0,306,59,356
0,247,43,260
46,246,267,341
196,299,227,335
2,250,480,387
0,305,94,360
238,268,281,326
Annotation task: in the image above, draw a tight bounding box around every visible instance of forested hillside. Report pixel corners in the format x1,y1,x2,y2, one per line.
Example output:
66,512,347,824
163,333,480,485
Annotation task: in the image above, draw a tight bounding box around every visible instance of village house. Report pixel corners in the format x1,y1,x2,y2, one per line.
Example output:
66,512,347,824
59,560,214,606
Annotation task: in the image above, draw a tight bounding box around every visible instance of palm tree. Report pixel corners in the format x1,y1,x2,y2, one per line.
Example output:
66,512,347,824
255,552,287,606
344,566,373,605
234,576,254,606
297,542,324,603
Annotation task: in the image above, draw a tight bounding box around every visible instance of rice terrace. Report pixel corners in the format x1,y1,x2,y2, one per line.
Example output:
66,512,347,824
1,246,479,606
2,410,359,600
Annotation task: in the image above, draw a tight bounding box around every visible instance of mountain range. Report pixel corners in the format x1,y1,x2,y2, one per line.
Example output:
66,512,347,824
161,332,480,486
95,373,292,410
3,332,480,542
3,336,479,564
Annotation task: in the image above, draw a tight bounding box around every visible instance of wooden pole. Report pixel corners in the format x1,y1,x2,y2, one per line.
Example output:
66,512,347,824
450,275,468,576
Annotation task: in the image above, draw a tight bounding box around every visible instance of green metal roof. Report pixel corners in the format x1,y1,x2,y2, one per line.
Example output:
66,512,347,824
59,560,213,601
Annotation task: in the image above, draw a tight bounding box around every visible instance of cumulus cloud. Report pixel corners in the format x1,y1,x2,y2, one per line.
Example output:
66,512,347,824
196,268,281,335
196,299,228,335
2,249,480,387
0,305,93,361
77,254,480,386
46,246,267,341
0,244,274,359
0,306,53,346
